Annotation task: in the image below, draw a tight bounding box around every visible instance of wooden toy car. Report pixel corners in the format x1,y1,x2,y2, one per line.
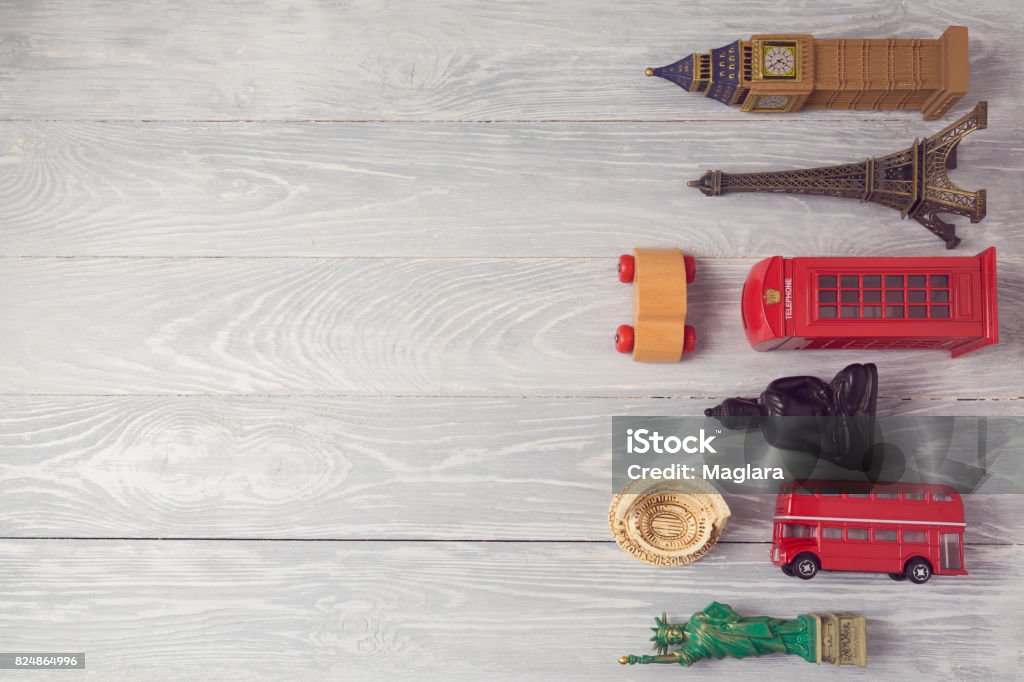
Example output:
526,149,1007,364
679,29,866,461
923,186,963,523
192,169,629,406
772,481,967,583
616,248,696,362
743,247,998,357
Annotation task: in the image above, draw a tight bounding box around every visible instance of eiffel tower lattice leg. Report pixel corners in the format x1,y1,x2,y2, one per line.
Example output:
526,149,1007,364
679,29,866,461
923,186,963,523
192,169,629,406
913,208,962,249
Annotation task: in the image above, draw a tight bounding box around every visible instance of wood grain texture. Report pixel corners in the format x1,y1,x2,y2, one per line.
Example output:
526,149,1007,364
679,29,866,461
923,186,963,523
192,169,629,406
2,1,1023,679
0,0,1020,121
2,257,1021,396
0,116,1017,257
0,540,1020,681
0,395,1019,540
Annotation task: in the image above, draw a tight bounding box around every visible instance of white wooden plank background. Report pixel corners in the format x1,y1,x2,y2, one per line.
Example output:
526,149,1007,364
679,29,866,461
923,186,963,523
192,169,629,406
1,0,1023,680
0,0,1021,121
1,396,1020,541
3,257,1022,396
0,119,1016,258
0,542,1020,681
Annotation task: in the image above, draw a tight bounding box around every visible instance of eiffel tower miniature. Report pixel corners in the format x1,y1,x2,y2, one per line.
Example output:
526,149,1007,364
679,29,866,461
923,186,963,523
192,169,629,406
689,102,988,248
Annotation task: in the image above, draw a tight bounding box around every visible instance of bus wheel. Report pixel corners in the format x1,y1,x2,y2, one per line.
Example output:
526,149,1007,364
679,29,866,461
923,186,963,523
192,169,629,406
781,564,794,577
906,558,932,584
794,554,819,580
888,572,907,581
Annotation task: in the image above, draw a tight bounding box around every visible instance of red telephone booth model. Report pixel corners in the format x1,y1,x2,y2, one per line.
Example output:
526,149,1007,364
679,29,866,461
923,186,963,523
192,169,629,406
742,247,998,357
772,481,966,584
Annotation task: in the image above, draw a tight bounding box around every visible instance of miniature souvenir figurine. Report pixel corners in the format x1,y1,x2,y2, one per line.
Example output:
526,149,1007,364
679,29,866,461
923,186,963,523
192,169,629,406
647,26,968,120
608,479,730,566
704,363,877,471
739,247,998,356
772,481,967,583
619,602,866,667
689,101,987,248
615,248,697,362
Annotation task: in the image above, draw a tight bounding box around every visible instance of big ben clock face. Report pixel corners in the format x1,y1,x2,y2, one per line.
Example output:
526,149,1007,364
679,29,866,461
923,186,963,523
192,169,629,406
761,43,797,78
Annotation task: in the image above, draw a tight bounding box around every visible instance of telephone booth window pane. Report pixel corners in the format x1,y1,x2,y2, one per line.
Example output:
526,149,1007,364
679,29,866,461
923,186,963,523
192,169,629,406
847,528,868,540
941,533,962,570
813,270,953,322
904,530,927,543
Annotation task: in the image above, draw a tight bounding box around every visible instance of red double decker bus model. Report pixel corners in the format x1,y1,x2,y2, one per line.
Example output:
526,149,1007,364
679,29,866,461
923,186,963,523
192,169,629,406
772,481,966,584
742,247,998,357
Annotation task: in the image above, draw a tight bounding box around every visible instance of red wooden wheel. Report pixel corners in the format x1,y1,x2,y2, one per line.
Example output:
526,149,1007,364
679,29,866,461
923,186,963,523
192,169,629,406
683,325,697,354
684,255,696,284
615,324,635,353
617,254,635,283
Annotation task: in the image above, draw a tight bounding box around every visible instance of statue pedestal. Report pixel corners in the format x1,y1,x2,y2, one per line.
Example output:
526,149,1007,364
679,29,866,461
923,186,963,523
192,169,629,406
813,613,867,667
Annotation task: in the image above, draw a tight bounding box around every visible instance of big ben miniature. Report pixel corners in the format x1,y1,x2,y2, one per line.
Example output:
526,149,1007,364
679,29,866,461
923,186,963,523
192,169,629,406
647,26,968,120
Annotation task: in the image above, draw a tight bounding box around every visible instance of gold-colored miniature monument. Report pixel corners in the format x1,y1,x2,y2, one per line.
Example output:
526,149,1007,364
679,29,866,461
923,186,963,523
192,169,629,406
608,479,731,566
648,26,969,120
689,101,988,248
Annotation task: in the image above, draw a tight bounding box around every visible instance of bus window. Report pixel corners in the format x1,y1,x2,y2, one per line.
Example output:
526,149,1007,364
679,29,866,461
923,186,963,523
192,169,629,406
903,530,927,543
875,491,898,500
933,493,953,502
847,528,869,540
941,533,963,570
847,492,869,498
875,529,897,542
820,489,840,497
905,491,926,501
822,527,842,539
782,524,816,538
795,488,814,496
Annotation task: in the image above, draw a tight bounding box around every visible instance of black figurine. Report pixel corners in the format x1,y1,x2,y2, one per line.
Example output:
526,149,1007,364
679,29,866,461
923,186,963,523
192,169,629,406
704,363,878,471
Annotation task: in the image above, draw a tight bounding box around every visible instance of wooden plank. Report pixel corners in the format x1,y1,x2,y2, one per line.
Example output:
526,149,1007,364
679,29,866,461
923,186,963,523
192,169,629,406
0,540,1019,680
2,257,1021,396
0,119,1016,257
0,395,1018,540
0,1,1017,122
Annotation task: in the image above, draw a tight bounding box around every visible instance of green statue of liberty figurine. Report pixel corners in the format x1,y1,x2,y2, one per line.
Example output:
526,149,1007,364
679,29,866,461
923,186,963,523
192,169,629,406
619,602,867,668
